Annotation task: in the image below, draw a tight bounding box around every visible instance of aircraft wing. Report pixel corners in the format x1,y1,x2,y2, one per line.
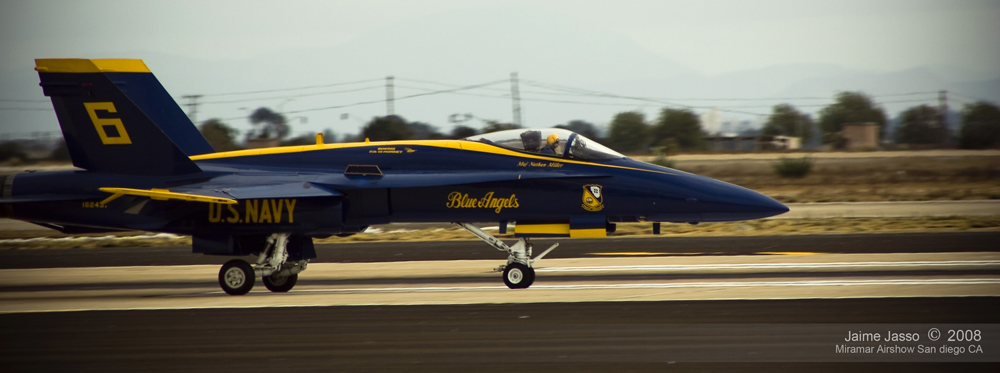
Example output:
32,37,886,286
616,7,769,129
196,182,343,199
95,182,342,206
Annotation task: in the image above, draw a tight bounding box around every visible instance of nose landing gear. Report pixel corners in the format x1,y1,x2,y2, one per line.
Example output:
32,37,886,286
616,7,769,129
456,223,558,289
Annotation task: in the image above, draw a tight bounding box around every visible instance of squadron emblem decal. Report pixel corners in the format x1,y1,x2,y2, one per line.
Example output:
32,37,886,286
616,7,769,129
582,184,604,212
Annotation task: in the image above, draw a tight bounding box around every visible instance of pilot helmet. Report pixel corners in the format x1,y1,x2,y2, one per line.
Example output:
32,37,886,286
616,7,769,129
547,133,560,146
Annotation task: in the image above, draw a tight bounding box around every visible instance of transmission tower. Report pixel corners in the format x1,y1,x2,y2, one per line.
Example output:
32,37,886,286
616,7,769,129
386,76,395,116
510,72,522,126
938,90,949,144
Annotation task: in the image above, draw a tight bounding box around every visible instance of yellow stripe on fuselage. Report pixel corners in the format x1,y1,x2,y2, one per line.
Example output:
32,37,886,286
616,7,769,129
190,139,673,175
513,224,606,238
35,59,151,73
569,228,607,238
515,224,570,235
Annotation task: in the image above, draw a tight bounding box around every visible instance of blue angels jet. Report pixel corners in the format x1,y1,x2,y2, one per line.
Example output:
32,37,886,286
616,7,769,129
1,59,788,295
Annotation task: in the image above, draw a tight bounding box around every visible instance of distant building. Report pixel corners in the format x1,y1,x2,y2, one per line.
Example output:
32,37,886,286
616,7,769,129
705,135,801,151
842,122,879,149
700,108,722,134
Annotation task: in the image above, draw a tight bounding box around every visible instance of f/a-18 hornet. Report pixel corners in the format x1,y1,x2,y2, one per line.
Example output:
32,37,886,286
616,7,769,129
1,59,788,295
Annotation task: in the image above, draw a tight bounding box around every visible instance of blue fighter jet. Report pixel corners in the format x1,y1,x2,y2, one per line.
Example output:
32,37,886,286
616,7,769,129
1,59,788,294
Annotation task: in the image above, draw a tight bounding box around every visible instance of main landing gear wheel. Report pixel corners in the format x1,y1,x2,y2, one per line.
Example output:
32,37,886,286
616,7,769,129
503,263,535,289
219,259,255,295
263,274,298,292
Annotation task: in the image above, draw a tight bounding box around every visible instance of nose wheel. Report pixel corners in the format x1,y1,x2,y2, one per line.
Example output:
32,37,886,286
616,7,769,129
503,263,535,289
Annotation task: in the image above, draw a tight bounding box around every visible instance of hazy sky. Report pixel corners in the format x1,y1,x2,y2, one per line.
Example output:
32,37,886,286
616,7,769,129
3,0,998,74
1,0,998,137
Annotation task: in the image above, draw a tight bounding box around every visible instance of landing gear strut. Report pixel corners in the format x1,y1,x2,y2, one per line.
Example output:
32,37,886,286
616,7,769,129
456,223,558,289
216,233,308,295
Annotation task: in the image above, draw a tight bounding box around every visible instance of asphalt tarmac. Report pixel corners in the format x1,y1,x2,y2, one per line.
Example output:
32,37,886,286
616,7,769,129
1,233,998,372
2,298,998,372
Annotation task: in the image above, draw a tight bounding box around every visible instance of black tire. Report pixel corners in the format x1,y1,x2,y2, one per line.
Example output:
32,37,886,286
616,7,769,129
263,274,298,293
219,259,255,295
502,263,535,289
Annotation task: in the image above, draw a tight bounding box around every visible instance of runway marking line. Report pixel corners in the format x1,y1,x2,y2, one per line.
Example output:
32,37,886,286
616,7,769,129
589,252,827,256
589,252,677,256
757,252,824,255
172,278,1000,296
537,260,1000,272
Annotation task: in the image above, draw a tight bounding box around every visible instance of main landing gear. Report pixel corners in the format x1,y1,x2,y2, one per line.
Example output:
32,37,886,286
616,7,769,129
456,223,559,289
218,233,308,295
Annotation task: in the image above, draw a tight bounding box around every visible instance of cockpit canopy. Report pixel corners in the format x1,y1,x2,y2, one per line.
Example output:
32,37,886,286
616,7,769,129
462,128,625,160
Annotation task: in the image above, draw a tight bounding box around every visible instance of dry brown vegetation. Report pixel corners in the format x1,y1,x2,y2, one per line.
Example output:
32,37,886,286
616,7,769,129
672,156,1000,203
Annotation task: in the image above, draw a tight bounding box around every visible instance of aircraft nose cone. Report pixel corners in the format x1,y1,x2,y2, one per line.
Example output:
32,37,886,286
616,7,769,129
740,190,790,217
693,177,789,221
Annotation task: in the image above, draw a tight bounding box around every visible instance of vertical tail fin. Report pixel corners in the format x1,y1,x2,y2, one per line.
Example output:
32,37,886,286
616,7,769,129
35,59,213,176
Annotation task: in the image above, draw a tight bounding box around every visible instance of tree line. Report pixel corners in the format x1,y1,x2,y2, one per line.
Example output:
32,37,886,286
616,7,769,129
2,92,995,165
603,92,1000,152
193,92,1000,155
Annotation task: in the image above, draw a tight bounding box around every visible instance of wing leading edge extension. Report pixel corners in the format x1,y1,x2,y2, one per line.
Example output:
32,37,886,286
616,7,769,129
316,170,613,189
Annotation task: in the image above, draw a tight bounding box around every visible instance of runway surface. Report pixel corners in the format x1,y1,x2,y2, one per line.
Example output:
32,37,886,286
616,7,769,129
1,231,996,268
2,298,998,372
2,232,998,371
775,200,1000,219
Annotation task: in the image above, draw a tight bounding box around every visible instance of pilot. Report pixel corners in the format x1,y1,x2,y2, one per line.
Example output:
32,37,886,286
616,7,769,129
546,133,565,156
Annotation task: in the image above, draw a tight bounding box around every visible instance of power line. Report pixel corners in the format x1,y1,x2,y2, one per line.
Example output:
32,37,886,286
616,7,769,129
199,78,385,97
196,85,384,105
521,80,768,116
218,79,509,121
652,91,938,102
951,91,997,104
948,94,981,105
316,82,946,111
181,95,203,124
397,77,940,103
0,107,52,111
0,99,49,103
709,98,938,109
394,84,682,107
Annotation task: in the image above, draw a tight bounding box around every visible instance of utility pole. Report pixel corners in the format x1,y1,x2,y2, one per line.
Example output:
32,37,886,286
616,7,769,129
182,95,203,124
386,76,395,116
510,72,522,127
938,90,949,144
